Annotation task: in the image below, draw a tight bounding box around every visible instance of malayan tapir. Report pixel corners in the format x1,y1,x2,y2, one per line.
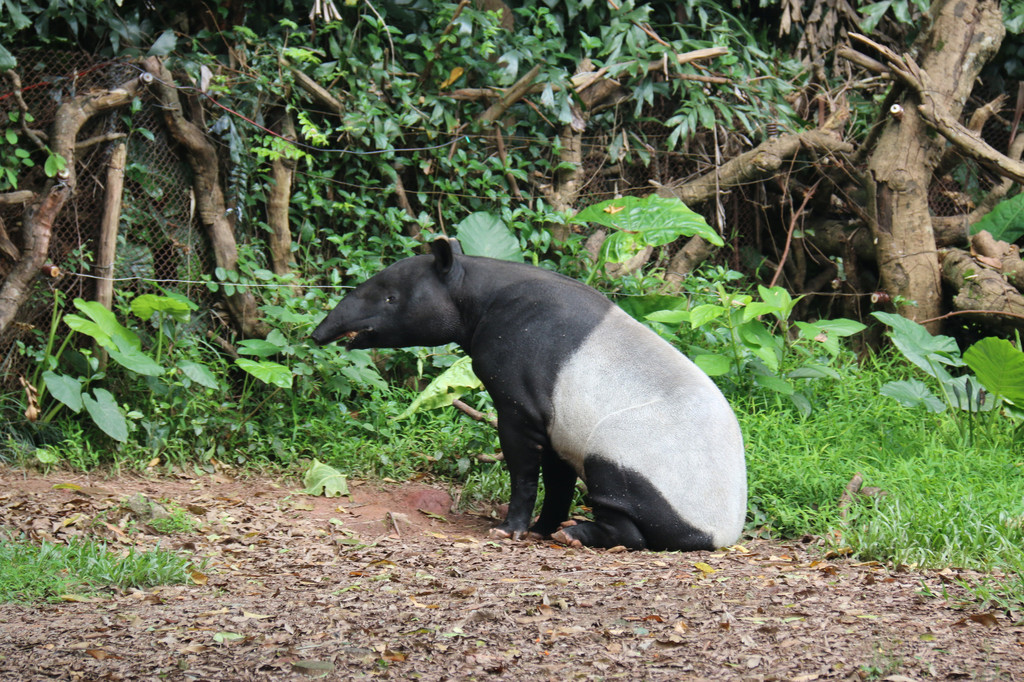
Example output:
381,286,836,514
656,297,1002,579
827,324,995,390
311,237,746,551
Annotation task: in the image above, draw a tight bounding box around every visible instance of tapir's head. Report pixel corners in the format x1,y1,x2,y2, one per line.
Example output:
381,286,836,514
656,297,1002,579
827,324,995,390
310,237,465,350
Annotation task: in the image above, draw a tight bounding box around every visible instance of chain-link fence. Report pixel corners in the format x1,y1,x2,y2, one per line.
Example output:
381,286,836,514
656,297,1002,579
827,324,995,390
0,52,209,391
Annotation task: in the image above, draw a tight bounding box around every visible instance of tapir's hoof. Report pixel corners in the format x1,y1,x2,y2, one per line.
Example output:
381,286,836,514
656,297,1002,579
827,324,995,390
489,527,526,541
550,528,583,548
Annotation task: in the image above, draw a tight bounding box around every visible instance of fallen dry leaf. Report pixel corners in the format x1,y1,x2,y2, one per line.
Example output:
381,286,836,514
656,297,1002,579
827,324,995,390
85,648,120,660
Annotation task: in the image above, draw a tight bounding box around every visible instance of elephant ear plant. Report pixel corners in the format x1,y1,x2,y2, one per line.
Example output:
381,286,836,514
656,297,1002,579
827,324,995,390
873,312,1024,444
29,293,218,445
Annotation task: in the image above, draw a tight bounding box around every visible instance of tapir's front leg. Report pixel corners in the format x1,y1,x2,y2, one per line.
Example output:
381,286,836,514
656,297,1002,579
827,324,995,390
491,421,543,540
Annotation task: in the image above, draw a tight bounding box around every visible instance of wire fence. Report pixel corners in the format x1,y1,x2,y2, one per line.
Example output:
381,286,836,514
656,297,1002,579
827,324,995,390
0,51,210,389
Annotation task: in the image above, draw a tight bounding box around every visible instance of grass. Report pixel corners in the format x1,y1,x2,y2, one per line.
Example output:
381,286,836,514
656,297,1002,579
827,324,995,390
0,536,200,603
143,499,201,535
736,349,1024,608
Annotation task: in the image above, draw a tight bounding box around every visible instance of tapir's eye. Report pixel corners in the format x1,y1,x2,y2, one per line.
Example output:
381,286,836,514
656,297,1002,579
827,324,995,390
385,295,397,304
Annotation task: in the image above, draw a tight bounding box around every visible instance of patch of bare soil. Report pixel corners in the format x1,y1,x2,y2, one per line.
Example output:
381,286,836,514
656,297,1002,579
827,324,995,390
0,465,1021,681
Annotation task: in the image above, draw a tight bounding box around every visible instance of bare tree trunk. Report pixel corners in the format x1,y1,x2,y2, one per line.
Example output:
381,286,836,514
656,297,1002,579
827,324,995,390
546,123,585,243
860,0,1004,331
0,183,70,334
0,72,146,336
142,57,267,338
267,113,296,277
95,143,127,311
94,142,127,371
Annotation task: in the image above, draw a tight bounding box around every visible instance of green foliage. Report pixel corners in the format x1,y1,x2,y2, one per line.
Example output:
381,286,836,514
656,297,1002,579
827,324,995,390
740,350,1024,607
963,336,1024,405
302,459,350,498
398,356,482,419
142,500,200,535
32,294,215,444
872,312,1023,444
0,111,38,190
574,195,723,285
5,0,1023,613
0,536,198,603
235,357,293,390
639,273,864,416
971,192,1024,244
858,0,930,33
455,212,524,262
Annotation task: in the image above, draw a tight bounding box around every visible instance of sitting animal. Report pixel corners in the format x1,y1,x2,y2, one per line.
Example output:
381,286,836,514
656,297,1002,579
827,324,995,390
311,237,746,551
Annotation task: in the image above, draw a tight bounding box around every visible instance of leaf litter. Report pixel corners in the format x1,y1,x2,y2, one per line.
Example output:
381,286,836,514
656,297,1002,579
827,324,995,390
0,465,1022,680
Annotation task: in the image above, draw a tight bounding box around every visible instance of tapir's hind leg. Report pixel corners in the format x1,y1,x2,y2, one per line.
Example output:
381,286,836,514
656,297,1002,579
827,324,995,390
559,455,717,552
550,455,648,549
553,512,647,550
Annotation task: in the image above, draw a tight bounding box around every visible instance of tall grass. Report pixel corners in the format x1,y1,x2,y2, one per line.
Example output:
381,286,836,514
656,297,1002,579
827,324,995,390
736,349,1023,605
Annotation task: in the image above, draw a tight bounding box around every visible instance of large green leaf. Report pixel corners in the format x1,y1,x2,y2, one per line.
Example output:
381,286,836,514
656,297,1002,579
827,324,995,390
747,285,799,322
0,44,16,71
70,299,143,352
455,212,523,262
754,374,794,395
739,320,782,371
963,337,1024,405
235,358,293,389
177,360,222,390
42,372,83,413
62,311,163,376
880,380,946,413
64,314,114,348
574,195,724,265
872,312,963,380
794,319,865,355
107,347,164,376
399,356,483,418
82,388,128,442
302,459,349,498
340,364,388,392
646,309,689,325
971,193,1024,244
693,353,731,376
147,29,178,57
130,294,191,323
237,339,285,358
814,318,867,337
688,304,726,328
619,294,688,322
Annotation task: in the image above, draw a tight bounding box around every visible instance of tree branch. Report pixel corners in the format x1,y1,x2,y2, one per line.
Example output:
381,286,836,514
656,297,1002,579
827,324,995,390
478,64,542,124
142,56,267,338
844,32,1024,185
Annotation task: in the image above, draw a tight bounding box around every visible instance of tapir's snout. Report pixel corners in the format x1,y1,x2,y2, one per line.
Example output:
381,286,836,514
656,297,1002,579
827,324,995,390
309,321,334,346
311,323,358,347
311,307,374,348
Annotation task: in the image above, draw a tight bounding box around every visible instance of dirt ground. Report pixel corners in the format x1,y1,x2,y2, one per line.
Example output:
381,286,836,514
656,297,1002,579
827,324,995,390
0,466,1022,681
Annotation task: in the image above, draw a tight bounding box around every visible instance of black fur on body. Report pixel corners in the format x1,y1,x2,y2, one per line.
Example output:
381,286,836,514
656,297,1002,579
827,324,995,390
311,238,746,551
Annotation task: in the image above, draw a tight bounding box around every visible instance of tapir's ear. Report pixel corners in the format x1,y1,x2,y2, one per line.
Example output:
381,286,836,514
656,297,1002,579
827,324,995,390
430,237,460,276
